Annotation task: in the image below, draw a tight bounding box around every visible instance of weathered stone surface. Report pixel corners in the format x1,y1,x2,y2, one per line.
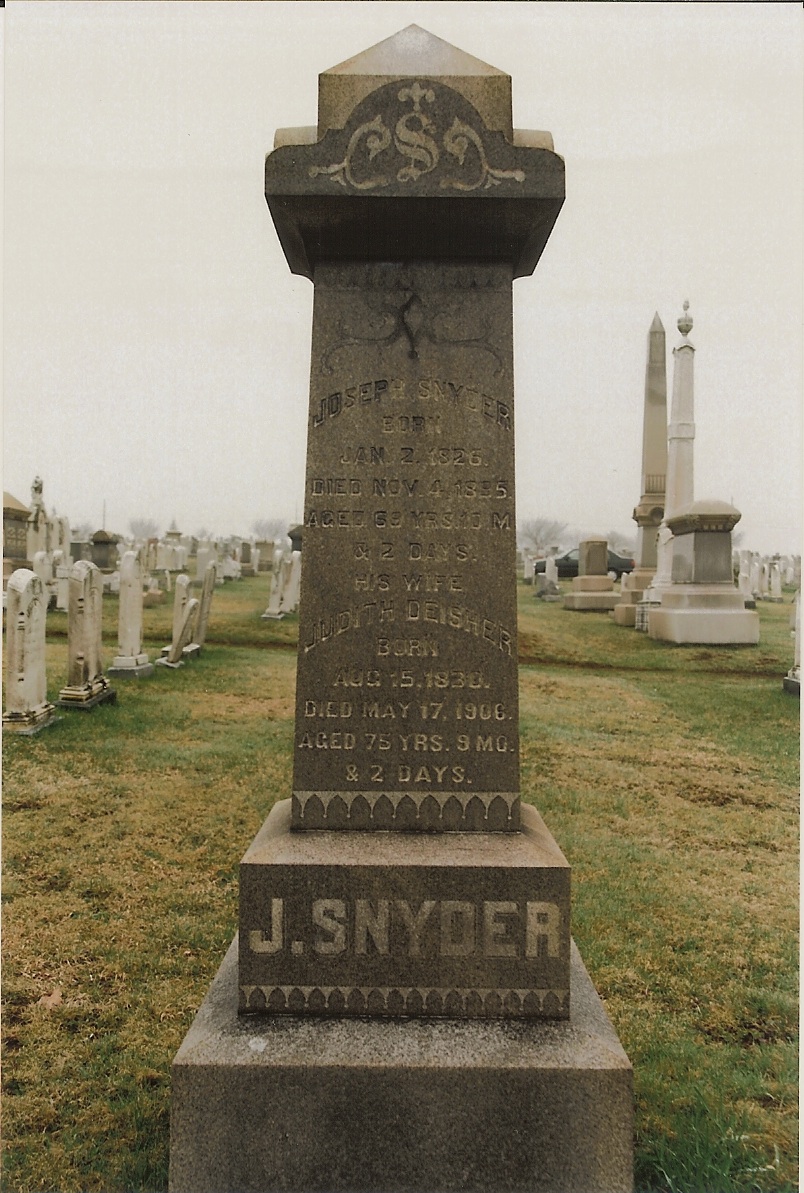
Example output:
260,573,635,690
109,550,153,677
3,568,57,734
265,78,564,280
239,800,570,1019
57,560,116,708
170,934,633,1193
292,260,521,831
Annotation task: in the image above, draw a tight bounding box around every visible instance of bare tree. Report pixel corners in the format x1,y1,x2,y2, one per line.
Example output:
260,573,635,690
252,518,287,541
129,517,160,540
605,528,636,555
518,518,567,555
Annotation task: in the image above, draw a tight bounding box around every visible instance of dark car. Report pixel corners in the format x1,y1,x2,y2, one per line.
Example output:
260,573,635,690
533,548,635,580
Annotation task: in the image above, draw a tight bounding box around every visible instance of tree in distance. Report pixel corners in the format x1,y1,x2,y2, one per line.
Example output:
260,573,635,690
129,518,160,540
518,518,567,555
252,518,287,542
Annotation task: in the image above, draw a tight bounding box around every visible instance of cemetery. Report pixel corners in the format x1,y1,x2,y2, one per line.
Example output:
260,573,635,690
3,11,800,1193
1,573,798,1191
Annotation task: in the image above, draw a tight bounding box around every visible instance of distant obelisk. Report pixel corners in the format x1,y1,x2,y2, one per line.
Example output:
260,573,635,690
646,301,695,597
613,313,667,625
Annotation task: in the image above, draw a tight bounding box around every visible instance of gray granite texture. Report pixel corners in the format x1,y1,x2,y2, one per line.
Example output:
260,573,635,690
264,79,564,279
293,260,522,832
239,800,570,1019
170,935,633,1193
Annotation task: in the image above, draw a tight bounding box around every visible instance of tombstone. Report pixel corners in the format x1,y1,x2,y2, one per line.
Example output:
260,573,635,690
564,537,618,611
170,27,632,1193
251,546,261,575
52,549,71,611
195,546,213,584
523,554,535,584
261,543,287,619
26,475,49,559
648,501,759,644
613,314,668,626
156,597,200,669
160,574,191,658
192,561,217,651
254,539,274,570
278,550,301,615
737,554,754,605
783,590,800,696
2,569,58,734
769,562,783,602
32,550,54,595
108,551,154,678
56,560,116,709
536,554,561,601
749,553,762,598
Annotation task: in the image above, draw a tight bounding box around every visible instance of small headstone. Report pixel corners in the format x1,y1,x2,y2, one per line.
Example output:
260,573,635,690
108,551,154,678
57,560,116,709
783,590,800,696
564,538,618,611
278,550,301,614
3,568,58,734
192,561,217,650
261,543,286,619
160,574,191,659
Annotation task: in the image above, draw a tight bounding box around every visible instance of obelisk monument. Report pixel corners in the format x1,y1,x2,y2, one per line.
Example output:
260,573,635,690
170,28,632,1193
613,313,667,625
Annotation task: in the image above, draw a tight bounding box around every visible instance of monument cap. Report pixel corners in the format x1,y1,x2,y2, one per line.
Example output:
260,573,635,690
318,24,513,140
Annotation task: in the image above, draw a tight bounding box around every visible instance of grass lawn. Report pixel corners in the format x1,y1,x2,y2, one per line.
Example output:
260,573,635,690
2,575,799,1192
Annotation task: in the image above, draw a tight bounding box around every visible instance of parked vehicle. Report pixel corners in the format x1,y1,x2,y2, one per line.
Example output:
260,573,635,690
533,548,635,580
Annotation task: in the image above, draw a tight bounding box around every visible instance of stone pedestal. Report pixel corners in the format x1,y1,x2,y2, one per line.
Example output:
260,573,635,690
170,934,632,1193
648,502,759,645
171,25,631,1193
564,542,618,612
108,653,154,679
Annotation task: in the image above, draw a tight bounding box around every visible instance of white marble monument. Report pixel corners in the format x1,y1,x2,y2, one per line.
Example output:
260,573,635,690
108,551,154,678
57,560,117,709
3,569,58,734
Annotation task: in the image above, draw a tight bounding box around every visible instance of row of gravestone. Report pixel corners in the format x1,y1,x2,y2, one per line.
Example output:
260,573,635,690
2,554,218,736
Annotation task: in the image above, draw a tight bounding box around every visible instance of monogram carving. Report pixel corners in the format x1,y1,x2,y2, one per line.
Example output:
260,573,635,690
311,81,526,193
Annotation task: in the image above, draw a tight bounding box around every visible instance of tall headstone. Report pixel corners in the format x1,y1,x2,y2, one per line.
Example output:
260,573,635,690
26,475,49,559
277,549,301,615
158,574,194,665
783,589,800,695
170,27,632,1193
108,551,154,677
57,560,116,709
261,542,286,619
645,302,695,600
613,314,667,625
3,568,58,734
563,537,618,611
193,561,217,649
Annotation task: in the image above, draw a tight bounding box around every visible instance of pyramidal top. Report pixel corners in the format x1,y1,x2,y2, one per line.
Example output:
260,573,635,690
318,24,513,139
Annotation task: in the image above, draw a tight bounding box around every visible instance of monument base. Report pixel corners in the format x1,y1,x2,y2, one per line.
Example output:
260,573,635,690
182,643,202,660
563,592,619,612
611,603,637,627
261,610,285,620
155,657,185,670
648,587,759,644
56,682,116,710
108,654,154,678
170,935,633,1193
783,673,800,697
2,704,59,735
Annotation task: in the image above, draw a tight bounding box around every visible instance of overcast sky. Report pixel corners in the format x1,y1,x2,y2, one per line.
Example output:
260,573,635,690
4,1,802,552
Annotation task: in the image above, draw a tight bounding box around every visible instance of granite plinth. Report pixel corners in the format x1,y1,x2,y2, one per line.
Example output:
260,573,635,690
56,682,116,710
563,592,619,612
2,705,59,735
648,587,760,644
239,800,570,1019
170,934,633,1193
108,655,154,678
783,674,800,696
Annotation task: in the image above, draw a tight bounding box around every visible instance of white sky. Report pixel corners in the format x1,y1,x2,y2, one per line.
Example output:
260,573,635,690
4,1,802,553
